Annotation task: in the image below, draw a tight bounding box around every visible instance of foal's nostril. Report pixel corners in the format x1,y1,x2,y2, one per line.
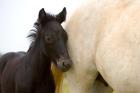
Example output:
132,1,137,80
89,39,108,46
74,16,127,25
58,58,72,72
63,62,69,68
62,60,72,68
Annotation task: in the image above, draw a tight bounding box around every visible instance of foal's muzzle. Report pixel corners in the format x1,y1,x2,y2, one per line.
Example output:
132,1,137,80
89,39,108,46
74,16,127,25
57,57,72,72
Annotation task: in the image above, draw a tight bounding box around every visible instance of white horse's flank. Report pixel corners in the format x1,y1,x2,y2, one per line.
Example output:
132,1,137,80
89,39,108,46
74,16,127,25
65,0,140,93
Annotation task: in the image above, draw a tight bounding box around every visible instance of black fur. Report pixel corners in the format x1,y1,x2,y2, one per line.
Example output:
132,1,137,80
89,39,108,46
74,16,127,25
0,7,72,93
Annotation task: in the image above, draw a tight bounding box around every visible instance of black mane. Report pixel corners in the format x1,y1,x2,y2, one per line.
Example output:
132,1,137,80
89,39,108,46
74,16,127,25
28,13,56,42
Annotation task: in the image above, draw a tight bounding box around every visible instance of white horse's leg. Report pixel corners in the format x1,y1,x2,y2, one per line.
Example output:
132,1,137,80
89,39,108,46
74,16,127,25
93,79,113,93
65,59,98,93
65,72,98,93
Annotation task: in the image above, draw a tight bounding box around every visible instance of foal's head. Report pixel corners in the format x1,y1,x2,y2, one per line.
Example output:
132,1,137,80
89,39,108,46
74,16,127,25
29,8,72,72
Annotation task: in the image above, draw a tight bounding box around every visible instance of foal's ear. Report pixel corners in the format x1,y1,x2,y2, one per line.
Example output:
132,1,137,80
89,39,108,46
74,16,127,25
56,7,67,23
38,8,46,25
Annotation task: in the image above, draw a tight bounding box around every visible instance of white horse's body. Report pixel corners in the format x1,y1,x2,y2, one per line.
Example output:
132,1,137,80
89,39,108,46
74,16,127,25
65,0,140,93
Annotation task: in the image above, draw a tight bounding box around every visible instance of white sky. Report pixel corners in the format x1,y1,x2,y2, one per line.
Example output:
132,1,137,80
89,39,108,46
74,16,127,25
0,0,85,53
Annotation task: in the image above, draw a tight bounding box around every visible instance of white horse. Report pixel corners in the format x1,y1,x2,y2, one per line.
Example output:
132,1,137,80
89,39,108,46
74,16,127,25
65,0,140,93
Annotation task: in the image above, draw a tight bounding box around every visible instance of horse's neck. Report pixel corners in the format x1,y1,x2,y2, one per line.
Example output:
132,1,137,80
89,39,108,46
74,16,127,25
27,43,52,81
24,43,55,92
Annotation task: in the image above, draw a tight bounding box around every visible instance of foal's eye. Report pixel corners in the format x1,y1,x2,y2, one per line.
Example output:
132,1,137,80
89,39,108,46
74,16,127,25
45,36,54,44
